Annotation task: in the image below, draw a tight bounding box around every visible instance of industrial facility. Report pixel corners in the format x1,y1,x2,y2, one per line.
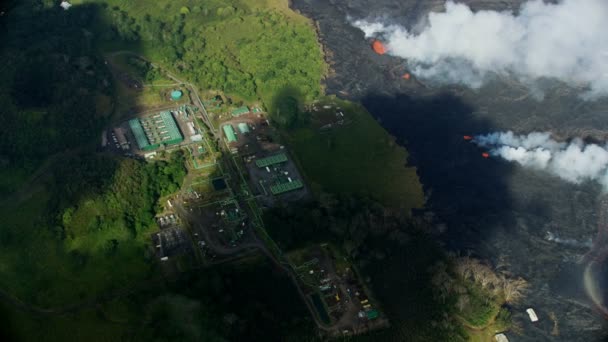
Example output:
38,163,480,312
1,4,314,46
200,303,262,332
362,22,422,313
129,111,184,151
251,153,305,196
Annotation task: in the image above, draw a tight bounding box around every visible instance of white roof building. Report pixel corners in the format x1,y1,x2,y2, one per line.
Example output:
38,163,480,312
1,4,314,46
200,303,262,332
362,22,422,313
526,308,539,322
494,333,509,342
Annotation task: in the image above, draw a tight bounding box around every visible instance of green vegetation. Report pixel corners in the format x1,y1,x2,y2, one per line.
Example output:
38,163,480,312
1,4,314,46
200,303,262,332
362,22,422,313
0,2,114,192
459,285,500,327
286,97,424,212
356,237,469,342
265,194,403,252
90,0,325,107
265,196,470,341
106,54,188,118
269,86,305,128
0,151,186,307
430,256,529,340
0,256,314,342
109,54,171,85
0,0,322,340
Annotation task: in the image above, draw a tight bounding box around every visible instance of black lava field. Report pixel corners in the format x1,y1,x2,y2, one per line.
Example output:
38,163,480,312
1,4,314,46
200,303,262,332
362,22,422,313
291,0,608,340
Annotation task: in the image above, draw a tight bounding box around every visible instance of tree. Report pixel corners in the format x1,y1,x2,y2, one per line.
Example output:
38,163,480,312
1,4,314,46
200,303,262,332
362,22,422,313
270,90,301,128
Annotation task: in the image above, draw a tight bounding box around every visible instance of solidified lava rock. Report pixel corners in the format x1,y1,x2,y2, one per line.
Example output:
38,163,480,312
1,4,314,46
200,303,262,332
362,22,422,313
290,0,608,340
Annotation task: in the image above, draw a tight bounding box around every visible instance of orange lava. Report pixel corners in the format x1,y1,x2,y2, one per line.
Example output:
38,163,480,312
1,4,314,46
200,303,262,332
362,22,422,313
372,40,387,55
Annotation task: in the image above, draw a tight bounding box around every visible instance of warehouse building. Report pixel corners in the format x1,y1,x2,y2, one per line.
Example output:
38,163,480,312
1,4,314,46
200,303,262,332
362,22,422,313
129,111,183,151
223,124,237,143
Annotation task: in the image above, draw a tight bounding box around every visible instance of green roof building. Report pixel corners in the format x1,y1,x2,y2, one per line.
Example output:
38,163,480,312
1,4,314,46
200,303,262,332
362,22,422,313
255,153,287,168
231,106,250,117
129,111,183,151
129,119,152,150
223,125,237,142
366,310,379,320
270,179,303,195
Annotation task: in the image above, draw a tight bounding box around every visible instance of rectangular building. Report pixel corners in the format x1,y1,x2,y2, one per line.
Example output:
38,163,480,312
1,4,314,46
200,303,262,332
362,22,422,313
255,153,288,168
223,125,237,142
270,179,303,195
129,111,183,151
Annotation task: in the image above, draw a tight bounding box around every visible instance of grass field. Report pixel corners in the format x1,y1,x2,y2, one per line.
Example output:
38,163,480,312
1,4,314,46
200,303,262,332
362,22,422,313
286,97,424,212
106,54,188,121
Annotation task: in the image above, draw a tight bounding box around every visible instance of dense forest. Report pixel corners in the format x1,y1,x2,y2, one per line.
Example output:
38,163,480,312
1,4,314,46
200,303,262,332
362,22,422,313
0,1,113,192
0,151,186,307
55,151,186,248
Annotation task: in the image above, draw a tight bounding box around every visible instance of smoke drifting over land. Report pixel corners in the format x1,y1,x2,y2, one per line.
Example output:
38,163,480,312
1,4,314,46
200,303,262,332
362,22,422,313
474,131,608,189
352,0,608,98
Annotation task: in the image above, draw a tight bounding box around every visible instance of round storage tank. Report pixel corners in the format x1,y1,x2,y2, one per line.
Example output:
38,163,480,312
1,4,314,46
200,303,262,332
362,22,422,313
171,90,183,100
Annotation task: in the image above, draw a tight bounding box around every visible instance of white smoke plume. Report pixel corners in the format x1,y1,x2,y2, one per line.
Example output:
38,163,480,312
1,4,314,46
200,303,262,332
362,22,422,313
474,131,608,189
352,0,608,98
545,231,593,248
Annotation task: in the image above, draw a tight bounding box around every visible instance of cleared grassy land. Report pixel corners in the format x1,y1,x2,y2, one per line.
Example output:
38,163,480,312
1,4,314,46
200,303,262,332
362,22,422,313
287,98,424,212
105,54,188,120
112,80,185,118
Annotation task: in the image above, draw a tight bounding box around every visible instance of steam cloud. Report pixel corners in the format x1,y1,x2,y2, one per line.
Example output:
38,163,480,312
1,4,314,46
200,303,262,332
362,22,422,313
545,231,593,248
352,0,608,98
474,131,608,189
